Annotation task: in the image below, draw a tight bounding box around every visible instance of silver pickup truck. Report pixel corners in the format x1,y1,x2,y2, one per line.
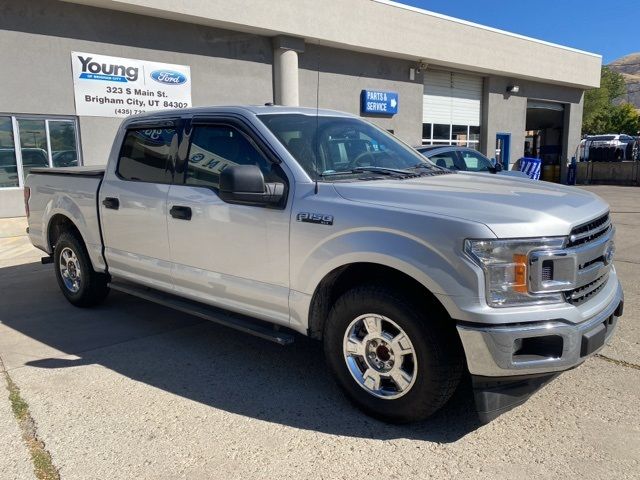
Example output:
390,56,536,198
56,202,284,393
25,106,624,423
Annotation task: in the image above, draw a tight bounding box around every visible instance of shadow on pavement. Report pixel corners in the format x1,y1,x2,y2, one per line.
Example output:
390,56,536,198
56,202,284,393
0,262,482,443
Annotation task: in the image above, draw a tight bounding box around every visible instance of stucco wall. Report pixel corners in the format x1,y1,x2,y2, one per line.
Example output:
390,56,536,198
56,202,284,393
299,44,423,146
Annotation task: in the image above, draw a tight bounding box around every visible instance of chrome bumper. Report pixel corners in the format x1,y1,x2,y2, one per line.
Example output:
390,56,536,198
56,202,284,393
457,279,624,377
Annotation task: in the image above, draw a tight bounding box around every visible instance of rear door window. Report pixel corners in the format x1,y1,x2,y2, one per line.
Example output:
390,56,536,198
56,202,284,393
118,128,176,183
460,151,493,172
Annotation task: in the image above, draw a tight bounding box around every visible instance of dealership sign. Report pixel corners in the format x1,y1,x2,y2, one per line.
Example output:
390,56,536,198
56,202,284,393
71,52,192,118
360,90,399,116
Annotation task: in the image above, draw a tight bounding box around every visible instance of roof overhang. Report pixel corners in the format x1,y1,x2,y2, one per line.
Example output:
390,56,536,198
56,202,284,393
61,0,602,89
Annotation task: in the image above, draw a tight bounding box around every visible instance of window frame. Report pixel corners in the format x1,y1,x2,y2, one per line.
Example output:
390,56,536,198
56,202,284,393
0,113,82,190
421,122,481,150
115,118,180,185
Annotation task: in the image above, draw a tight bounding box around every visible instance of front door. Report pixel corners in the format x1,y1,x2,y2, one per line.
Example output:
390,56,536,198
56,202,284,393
99,122,178,290
495,133,511,171
166,118,291,326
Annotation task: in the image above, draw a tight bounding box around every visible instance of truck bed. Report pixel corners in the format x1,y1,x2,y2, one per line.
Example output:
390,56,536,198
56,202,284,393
30,166,105,177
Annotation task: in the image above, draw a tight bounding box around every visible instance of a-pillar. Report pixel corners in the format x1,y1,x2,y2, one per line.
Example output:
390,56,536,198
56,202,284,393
273,36,305,106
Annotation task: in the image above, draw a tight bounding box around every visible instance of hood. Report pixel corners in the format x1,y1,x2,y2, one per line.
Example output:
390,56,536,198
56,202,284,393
333,173,609,238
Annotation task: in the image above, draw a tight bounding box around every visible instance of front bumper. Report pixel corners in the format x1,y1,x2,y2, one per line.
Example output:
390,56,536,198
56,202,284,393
457,278,624,377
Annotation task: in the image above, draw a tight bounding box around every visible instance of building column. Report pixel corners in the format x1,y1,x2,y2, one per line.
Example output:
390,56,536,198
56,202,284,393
273,36,305,106
561,96,584,183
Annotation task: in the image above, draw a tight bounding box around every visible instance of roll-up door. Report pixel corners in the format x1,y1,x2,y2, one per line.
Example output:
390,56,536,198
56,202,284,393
423,70,482,126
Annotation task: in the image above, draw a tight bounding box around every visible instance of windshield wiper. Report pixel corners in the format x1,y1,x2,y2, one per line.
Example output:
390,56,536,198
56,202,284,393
320,166,414,177
410,163,454,175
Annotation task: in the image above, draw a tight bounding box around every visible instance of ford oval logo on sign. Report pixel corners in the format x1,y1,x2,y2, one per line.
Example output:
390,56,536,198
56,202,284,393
150,70,187,85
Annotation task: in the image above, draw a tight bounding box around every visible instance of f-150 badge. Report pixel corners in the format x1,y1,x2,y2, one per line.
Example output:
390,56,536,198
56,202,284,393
296,212,334,226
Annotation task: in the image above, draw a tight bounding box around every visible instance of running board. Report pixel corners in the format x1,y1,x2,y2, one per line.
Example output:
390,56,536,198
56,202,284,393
108,280,295,345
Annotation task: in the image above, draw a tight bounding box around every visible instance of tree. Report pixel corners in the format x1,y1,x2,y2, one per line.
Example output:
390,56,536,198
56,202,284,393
582,67,639,135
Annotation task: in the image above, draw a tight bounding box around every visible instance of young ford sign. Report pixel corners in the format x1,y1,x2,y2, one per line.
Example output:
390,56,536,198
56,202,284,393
71,52,192,118
360,90,399,116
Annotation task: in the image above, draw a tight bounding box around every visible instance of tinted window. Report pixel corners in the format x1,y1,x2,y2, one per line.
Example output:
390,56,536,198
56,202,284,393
459,150,493,172
186,125,277,189
118,128,176,183
428,151,458,170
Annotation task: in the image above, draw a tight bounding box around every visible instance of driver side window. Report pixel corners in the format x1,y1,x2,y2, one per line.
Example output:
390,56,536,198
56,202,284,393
460,151,492,172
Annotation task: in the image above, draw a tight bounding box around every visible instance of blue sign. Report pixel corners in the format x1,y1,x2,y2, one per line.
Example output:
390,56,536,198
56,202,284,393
150,70,187,85
360,90,399,116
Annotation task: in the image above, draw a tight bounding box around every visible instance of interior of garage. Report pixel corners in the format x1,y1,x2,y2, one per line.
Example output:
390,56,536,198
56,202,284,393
525,100,565,182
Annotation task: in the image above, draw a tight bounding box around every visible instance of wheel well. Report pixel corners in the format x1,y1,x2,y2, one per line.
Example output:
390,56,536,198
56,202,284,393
307,263,449,340
48,214,81,251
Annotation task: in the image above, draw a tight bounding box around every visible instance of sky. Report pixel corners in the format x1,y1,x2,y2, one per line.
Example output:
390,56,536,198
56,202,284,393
397,0,639,64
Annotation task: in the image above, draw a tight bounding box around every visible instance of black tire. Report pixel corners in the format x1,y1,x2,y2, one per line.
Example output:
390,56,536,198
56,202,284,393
323,284,463,423
53,232,109,307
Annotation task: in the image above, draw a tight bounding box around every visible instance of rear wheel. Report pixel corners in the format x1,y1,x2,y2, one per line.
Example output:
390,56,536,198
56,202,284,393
54,232,109,307
323,284,463,423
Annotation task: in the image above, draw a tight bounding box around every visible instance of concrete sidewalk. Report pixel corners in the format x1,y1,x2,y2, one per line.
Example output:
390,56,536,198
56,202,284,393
0,186,638,480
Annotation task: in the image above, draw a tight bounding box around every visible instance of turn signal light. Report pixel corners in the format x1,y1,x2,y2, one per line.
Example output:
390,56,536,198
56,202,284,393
513,254,528,293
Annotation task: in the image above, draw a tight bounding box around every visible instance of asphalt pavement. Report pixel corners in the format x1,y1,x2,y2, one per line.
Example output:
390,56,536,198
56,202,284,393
0,185,638,480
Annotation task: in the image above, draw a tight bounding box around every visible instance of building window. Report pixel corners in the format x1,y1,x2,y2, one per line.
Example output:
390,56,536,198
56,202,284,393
0,115,81,189
422,123,481,150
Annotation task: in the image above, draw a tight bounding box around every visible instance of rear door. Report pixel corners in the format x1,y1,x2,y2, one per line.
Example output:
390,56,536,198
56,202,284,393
165,116,292,326
99,119,179,291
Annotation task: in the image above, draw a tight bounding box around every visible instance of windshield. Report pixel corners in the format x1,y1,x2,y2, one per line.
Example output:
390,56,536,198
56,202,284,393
258,114,438,180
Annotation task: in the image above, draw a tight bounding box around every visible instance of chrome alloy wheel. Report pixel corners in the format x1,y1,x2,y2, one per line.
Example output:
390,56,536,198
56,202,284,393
343,314,418,399
59,247,82,294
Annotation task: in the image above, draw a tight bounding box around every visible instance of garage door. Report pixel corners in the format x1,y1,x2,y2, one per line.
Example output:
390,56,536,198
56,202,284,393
422,70,483,147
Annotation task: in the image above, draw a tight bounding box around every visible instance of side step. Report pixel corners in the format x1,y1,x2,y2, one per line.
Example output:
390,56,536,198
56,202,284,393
108,280,295,345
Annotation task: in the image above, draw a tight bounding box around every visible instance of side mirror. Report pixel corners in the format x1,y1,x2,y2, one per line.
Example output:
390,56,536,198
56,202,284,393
219,165,284,206
489,158,503,173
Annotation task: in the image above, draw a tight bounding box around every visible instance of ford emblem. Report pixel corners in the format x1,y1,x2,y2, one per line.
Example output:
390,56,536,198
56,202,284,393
150,70,187,85
603,242,615,266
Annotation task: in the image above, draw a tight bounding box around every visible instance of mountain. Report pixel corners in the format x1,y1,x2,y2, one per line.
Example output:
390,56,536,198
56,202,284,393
609,53,640,109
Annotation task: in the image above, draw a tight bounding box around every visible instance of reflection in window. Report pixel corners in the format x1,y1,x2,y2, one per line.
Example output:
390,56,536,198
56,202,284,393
118,128,176,183
18,119,49,179
50,122,79,167
0,117,19,188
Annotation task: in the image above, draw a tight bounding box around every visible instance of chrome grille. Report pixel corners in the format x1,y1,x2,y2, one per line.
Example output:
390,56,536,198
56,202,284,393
565,273,609,305
567,213,611,248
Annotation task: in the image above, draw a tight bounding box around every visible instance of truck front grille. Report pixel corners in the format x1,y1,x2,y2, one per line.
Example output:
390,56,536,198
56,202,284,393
565,273,609,305
567,213,611,248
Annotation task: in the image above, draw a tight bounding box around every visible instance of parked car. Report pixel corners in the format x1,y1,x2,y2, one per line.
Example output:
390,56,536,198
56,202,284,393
416,145,530,178
52,149,79,167
25,106,623,423
578,134,638,162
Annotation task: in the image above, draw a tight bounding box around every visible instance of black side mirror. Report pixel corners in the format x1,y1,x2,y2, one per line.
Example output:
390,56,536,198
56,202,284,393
489,158,503,173
219,165,284,206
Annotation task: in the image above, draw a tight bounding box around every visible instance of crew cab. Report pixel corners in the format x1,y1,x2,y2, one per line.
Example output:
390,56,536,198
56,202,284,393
25,106,624,423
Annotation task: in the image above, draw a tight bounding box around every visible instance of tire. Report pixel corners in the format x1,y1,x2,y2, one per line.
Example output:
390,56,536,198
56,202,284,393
323,284,463,423
53,232,109,307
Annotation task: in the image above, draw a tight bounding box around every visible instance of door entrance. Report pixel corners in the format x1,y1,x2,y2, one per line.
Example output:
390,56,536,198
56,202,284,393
495,133,511,171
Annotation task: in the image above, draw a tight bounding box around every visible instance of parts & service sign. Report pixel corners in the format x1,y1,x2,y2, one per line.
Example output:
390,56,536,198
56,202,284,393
71,52,192,118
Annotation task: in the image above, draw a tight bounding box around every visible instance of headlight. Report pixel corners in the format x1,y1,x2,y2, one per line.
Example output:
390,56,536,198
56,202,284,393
464,238,566,307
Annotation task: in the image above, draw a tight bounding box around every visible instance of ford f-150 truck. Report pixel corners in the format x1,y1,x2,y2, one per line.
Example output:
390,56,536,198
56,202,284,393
25,106,624,423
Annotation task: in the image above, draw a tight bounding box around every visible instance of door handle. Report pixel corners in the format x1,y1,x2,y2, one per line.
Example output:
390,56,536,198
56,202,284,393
102,197,119,210
170,205,192,220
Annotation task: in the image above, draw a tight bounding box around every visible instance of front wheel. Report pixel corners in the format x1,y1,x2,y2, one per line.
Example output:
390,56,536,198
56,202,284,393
323,285,463,423
54,232,109,307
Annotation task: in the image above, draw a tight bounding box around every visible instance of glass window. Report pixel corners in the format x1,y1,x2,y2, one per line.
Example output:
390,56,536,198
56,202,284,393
17,119,49,179
186,125,276,189
433,124,450,141
118,128,176,183
460,150,493,172
0,117,19,188
427,151,458,170
259,114,437,179
452,125,467,146
422,123,432,141
50,121,79,167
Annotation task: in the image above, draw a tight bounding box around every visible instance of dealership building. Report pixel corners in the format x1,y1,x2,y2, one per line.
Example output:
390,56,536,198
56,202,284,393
0,0,602,217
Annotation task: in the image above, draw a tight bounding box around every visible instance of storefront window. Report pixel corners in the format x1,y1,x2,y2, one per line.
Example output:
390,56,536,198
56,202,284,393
50,121,79,167
433,124,450,140
0,117,19,188
0,116,81,189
